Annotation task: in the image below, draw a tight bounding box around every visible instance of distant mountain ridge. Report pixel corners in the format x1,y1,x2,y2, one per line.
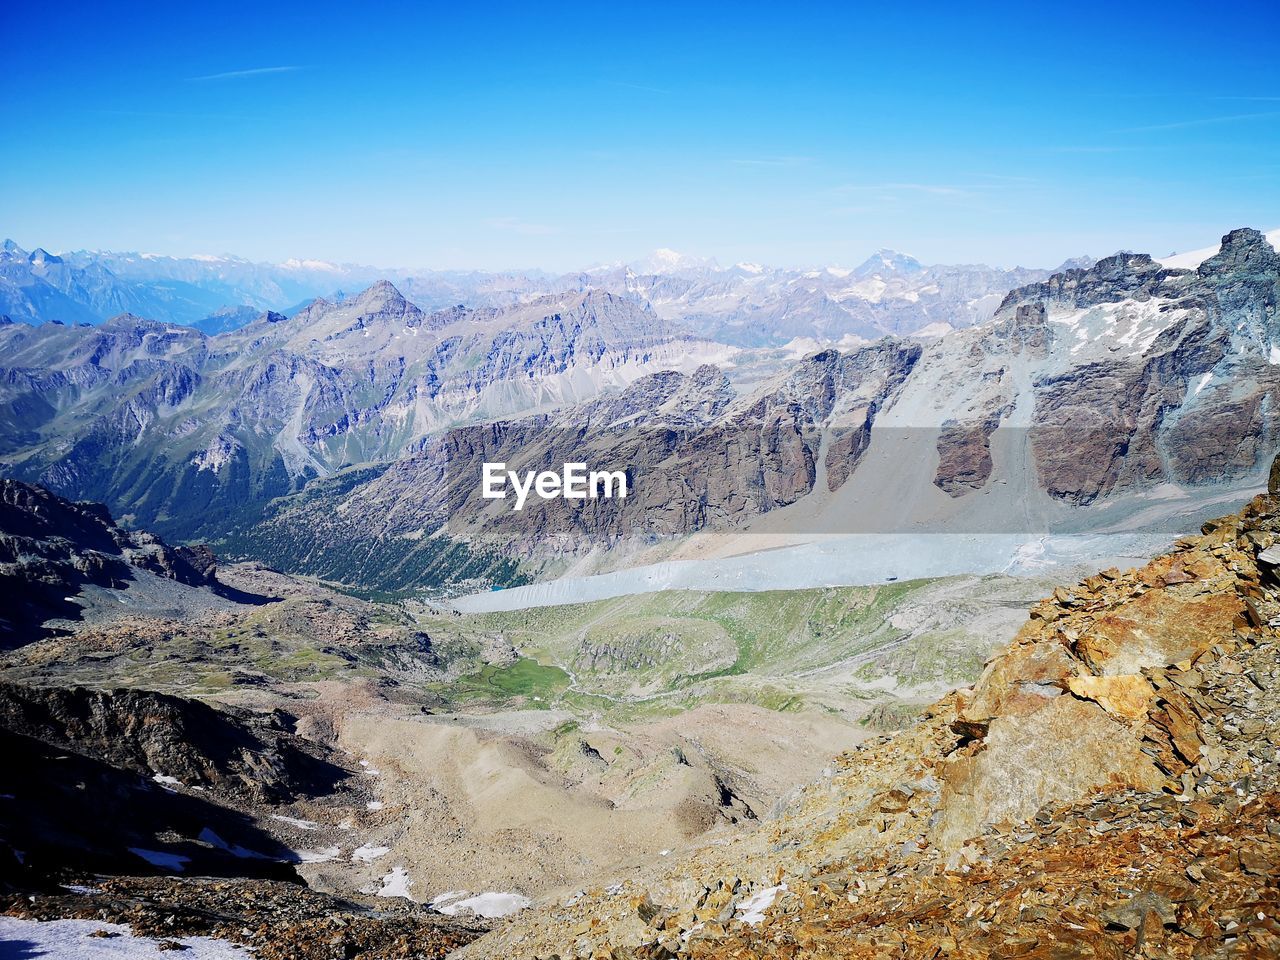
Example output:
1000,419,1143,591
1,237,1093,344
1,228,1275,594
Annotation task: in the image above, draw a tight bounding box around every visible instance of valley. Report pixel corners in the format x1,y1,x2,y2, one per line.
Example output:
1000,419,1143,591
2,226,1279,958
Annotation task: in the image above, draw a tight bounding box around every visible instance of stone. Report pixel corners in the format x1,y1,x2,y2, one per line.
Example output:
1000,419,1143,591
1066,673,1155,724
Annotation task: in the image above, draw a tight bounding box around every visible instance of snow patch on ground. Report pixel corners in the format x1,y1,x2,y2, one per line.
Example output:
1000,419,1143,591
736,883,787,925
431,890,532,918
127,848,190,872
376,867,413,899
270,814,319,830
295,846,341,863
0,918,255,959
352,844,391,862
152,774,181,787
197,828,266,860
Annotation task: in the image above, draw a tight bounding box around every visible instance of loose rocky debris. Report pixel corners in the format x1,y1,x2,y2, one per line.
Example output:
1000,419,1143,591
464,490,1280,959
0,876,486,960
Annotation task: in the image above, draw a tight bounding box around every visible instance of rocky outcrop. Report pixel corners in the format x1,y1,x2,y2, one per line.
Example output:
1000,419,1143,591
0,479,226,644
467,484,1280,958
0,682,345,804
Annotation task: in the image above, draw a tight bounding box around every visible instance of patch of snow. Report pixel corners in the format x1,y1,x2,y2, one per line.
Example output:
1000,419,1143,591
295,846,341,864
376,866,413,900
910,321,953,339
431,890,532,918
61,884,101,895
127,848,190,872
0,918,256,959
197,828,266,860
1158,228,1280,269
736,883,787,925
270,814,319,830
1193,372,1213,395
152,774,181,787
352,844,390,862
366,801,384,811
1271,345,1280,366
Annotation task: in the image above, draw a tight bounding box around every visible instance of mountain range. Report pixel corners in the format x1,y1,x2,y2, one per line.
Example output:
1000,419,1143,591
0,228,1277,596
1,238,1092,344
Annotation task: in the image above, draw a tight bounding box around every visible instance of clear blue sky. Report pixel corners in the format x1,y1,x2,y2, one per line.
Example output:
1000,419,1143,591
3,1,1278,271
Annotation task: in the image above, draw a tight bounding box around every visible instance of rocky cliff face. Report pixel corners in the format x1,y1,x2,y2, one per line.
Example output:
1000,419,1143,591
0,479,225,644
240,339,924,576
466,487,1280,959
2,230,1277,590
0,682,343,805
0,285,725,542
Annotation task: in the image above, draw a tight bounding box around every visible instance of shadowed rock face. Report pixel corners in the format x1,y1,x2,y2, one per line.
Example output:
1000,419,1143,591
0,682,347,804
0,682,352,893
0,479,230,645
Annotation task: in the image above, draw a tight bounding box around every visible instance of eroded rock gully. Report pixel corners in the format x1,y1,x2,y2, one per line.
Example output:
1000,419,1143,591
473,489,1280,959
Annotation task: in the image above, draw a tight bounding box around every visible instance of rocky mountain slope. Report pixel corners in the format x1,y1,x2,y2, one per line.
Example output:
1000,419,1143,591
0,478,248,645
1,228,1274,595
0,285,725,543
462,480,1280,959
241,229,1279,591
0,680,487,958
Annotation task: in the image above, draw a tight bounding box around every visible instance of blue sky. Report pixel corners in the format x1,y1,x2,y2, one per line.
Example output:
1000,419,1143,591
3,1,1278,270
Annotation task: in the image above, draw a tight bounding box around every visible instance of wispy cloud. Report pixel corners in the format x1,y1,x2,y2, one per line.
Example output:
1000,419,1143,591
486,217,558,236
1120,111,1280,132
187,65,303,82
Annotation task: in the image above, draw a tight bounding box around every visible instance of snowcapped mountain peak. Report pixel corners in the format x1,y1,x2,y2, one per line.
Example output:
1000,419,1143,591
631,248,719,275
280,257,341,273
853,248,923,278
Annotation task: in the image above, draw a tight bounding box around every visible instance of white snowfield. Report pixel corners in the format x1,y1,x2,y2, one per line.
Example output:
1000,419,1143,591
0,917,254,959
1157,228,1280,269
352,843,391,862
375,866,413,899
430,889,533,918
736,883,787,925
